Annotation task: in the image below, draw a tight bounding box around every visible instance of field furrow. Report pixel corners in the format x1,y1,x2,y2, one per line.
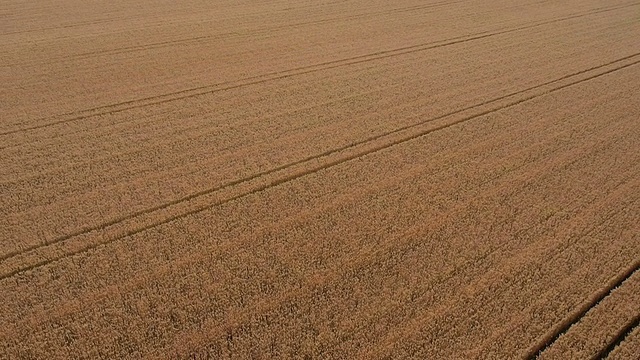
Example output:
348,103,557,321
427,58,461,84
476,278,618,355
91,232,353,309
607,325,640,360
1,0,638,358
537,270,640,359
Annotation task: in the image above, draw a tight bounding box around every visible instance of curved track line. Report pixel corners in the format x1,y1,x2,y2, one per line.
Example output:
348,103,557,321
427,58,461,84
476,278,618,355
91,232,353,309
1,53,638,263
350,182,640,359
175,193,640,358
0,0,455,38
594,314,640,359
2,2,635,136
1,56,638,280
3,0,464,67
525,261,640,359
0,18,117,37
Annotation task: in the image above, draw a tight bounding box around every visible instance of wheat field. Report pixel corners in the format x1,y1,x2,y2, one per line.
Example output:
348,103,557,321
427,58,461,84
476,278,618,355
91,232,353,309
1,0,639,358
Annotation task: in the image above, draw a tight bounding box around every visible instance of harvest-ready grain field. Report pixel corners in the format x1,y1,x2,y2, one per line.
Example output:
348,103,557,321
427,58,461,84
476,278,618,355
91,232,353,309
1,0,639,358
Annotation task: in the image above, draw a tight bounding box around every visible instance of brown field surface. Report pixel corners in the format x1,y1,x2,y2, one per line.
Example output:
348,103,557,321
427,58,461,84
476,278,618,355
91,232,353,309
608,326,640,360
1,0,639,358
